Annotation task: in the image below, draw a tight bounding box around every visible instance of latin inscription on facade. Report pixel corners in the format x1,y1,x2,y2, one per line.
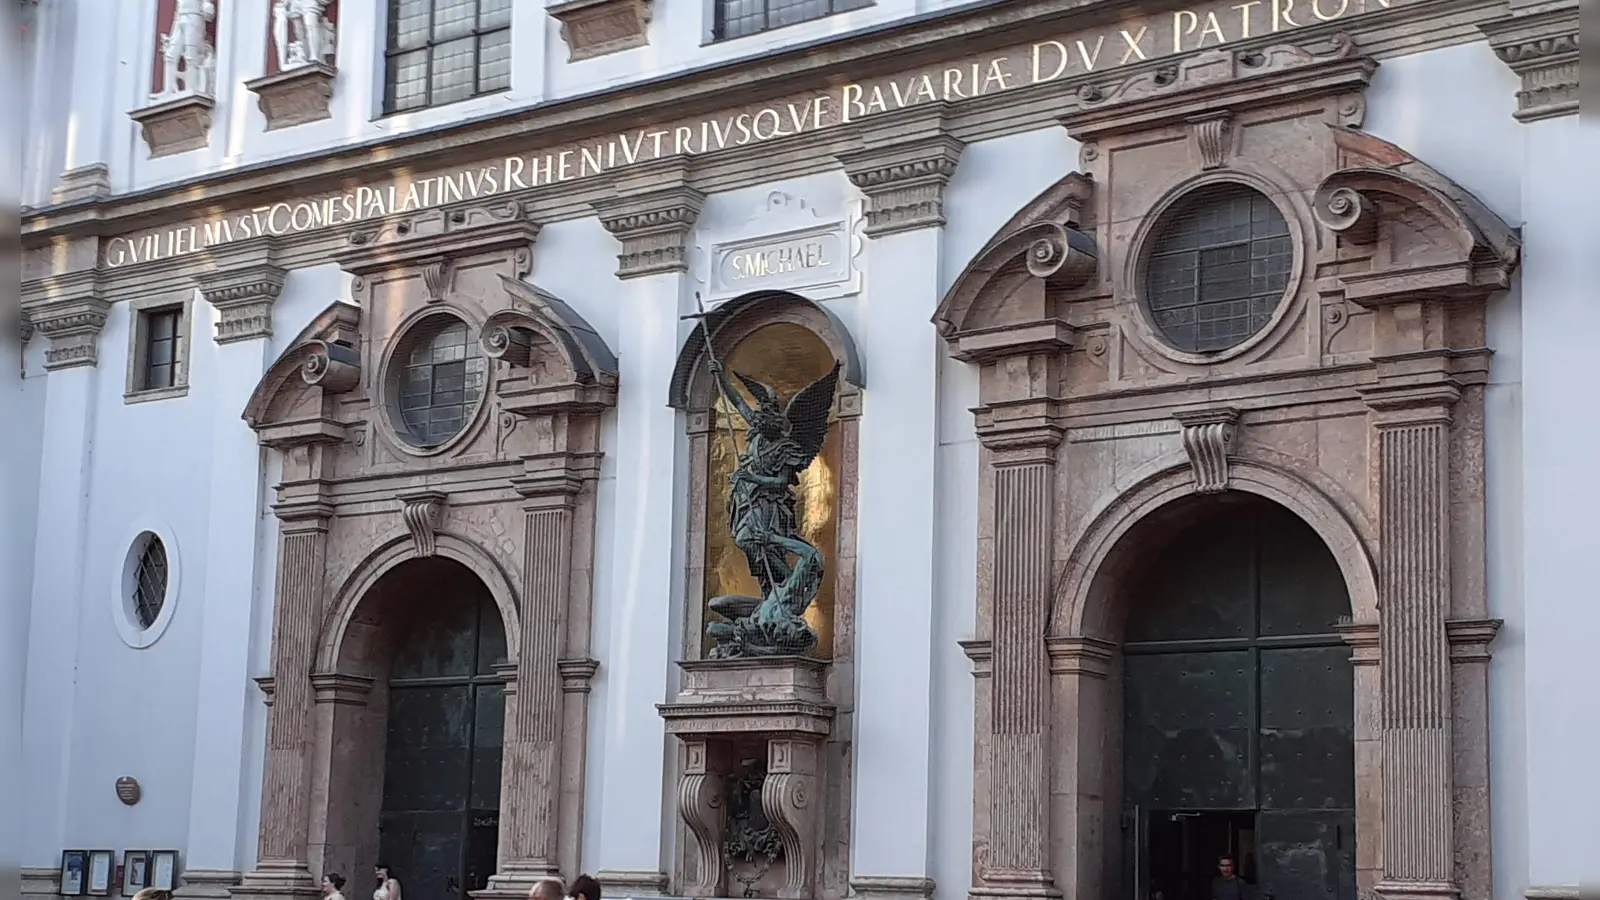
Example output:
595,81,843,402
711,225,851,299
100,0,1398,268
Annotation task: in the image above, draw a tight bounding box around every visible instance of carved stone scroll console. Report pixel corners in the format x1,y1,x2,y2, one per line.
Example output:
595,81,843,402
658,658,835,899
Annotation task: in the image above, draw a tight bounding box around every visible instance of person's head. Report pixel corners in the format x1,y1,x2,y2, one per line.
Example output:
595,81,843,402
323,874,346,895
567,875,601,900
1218,856,1237,878
374,864,392,884
529,879,564,900
133,890,173,900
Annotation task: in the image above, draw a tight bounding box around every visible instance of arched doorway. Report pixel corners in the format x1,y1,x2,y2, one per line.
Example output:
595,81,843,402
370,557,508,900
1118,494,1355,900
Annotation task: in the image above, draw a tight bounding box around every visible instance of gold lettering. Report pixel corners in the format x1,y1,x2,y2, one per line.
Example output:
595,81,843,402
268,202,293,234
942,66,967,100
734,112,755,144
1199,11,1227,45
1233,1,1263,37
530,155,555,186
290,202,314,230
1076,36,1105,71
1120,26,1150,62
1273,0,1302,30
865,86,889,115
1032,40,1069,82
983,58,1015,92
1173,10,1199,52
752,107,785,140
482,164,501,193
400,182,422,213
811,95,830,128
646,130,668,157
105,237,129,267
840,84,865,123
504,156,528,190
557,149,575,181
201,220,232,247
1312,0,1349,19
581,144,605,177
619,131,647,164
674,126,695,155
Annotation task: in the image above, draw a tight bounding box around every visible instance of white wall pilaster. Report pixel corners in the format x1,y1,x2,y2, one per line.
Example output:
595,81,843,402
838,116,961,898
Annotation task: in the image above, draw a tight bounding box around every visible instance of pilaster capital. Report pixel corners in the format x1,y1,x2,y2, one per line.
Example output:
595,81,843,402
975,399,1064,464
1446,617,1503,663
1359,382,1461,428
309,672,375,705
837,105,964,238
196,240,287,344
1481,5,1579,122
21,270,111,370
512,449,604,500
1044,636,1117,678
592,157,704,279
271,496,336,530
558,657,601,693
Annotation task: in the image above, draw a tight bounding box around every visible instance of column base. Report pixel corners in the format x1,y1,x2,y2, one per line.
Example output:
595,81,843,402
1371,880,1460,900
232,860,320,900
968,869,1062,900
595,870,670,897
176,870,243,899
851,876,936,900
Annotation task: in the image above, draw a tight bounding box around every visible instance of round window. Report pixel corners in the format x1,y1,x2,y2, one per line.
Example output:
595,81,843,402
131,533,169,630
390,315,488,449
1144,183,1294,354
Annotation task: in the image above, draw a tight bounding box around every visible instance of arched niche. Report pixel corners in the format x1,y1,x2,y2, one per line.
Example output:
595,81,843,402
664,289,864,897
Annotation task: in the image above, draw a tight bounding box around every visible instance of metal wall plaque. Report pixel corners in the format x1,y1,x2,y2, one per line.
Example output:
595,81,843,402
114,777,141,806
708,222,852,300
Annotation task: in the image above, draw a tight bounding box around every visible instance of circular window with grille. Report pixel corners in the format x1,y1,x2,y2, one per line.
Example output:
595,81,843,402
114,527,181,649
1143,183,1294,354
387,314,488,450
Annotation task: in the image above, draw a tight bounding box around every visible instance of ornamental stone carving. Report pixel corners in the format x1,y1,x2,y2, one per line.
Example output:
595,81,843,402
249,0,338,130
21,272,110,371
271,0,336,72
397,490,447,558
196,241,287,343
837,104,963,238
1482,7,1579,122
593,165,705,279
1174,407,1239,493
550,0,650,62
154,0,218,101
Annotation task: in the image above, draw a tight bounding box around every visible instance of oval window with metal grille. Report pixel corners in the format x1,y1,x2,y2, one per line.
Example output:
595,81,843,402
132,534,169,630
389,314,488,449
1144,183,1294,354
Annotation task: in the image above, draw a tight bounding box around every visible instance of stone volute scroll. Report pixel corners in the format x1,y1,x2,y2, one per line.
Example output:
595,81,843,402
132,0,220,158
248,0,340,131
397,490,447,558
1173,407,1240,494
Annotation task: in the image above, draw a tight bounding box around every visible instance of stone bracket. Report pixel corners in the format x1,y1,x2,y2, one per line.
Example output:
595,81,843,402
837,107,964,238
550,0,651,62
130,93,215,159
593,181,705,279
1482,7,1579,122
196,241,288,344
397,489,448,557
22,271,110,371
246,63,337,131
1174,407,1240,494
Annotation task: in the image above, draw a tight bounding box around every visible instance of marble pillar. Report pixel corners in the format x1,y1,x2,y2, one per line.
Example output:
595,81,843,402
837,112,962,900
589,159,704,894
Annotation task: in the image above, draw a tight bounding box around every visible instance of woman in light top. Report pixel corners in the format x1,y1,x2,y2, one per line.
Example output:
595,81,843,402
322,873,346,900
372,864,400,900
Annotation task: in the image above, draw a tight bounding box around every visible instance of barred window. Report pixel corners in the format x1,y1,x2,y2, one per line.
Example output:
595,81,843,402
385,0,512,113
712,0,872,41
1144,184,1294,354
393,316,488,448
132,535,169,630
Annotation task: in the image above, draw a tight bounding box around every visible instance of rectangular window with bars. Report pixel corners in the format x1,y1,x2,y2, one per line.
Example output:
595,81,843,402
142,307,182,392
385,0,512,114
712,0,872,41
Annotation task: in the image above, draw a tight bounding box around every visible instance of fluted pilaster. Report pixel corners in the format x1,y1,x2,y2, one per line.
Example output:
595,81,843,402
1367,385,1459,898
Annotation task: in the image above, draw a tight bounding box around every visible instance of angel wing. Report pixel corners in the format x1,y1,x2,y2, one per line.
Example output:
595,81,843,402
783,361,842,471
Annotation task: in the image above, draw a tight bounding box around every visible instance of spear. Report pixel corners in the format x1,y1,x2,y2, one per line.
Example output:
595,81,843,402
682,292,742,456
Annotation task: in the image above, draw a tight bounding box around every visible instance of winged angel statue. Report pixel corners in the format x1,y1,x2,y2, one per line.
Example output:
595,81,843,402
706,356,842,658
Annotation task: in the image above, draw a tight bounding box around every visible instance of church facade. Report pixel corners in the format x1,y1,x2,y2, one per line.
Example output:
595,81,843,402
13,1,1592,900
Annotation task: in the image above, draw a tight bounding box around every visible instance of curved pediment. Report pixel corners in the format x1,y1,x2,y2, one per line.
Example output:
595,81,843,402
242,302,363,440
933,173,1097,344
482,276,619,413
1314,127,1521,305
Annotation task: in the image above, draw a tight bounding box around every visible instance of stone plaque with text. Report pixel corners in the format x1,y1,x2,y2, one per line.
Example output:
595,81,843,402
709,222,852,300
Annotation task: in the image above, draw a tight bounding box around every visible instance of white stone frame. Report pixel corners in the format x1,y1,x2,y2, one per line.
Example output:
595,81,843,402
111,520,183,650
124,292,196,404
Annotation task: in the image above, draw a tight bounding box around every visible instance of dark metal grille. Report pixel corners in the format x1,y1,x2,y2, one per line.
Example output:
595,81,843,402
1145,184,1293,354
385,0,511,114
396,318,487,448
713,0,871,41
133,536,169,629
142,308,181,390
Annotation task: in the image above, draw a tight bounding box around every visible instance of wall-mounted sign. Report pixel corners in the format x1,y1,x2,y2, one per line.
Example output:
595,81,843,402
710,223,851,299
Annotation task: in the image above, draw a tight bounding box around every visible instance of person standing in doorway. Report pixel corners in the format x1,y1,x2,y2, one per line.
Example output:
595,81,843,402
1212,856,1258,900
373,864,401,900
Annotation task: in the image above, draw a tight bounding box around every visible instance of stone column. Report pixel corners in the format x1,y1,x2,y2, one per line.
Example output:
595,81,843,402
836,108,962,900
237,440,339,900
18,279,108,872
588,158,703,895
1484,9,1590,896
974,414,1063,900
1365,385,1459,900
176,246,286,899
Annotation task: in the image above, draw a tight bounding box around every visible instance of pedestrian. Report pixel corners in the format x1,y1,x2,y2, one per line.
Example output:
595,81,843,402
529,879,564,900
323,873,347,900
373,864,401,900
1211,855,1258,900
567,875,601,900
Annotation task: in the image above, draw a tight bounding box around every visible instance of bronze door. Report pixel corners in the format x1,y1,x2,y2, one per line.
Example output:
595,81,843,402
1121,497,1356,900
380,594,506,900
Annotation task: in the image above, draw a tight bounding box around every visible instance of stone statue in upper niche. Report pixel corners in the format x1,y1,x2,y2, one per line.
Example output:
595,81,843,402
272,0,336,71
155,0,218,99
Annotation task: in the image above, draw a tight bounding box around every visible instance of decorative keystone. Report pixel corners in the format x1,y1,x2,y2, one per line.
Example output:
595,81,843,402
1174,407,1240,493
397,489,448,558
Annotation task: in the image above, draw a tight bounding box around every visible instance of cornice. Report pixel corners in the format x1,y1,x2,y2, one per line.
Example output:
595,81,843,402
1480,5,1578,121
21,0,1509,262
20,271,111,370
